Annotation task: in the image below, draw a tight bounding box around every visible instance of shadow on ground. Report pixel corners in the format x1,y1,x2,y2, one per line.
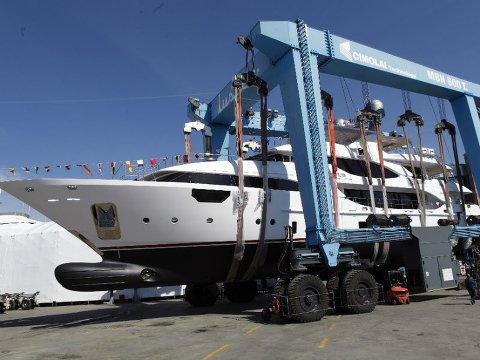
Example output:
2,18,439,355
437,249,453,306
0,295,269,330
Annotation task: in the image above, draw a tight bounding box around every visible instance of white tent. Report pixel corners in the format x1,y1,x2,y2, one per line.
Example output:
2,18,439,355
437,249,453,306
0,214,183,304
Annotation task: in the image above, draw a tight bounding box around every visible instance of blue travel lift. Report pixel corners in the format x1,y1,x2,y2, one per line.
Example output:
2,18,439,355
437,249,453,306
187,20,480,322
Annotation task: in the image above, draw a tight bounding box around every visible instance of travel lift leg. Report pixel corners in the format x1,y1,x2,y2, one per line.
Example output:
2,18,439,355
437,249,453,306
397,109,427,227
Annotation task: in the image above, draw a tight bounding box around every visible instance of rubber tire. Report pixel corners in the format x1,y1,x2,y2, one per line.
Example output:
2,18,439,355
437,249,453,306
9,300,15,310
406,297,410,304
391,298,398,305
0,304,5,314
341,270,378,314
14,300,19,310
30,299,35,309
224,280,258,303
21,299,31,310
184,283,219,307
287,274,328,323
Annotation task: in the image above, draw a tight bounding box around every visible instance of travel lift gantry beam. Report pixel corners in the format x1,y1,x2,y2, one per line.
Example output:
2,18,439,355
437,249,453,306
187,19,480,266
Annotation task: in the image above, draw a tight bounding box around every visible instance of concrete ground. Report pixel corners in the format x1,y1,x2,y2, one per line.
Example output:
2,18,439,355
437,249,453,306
0,289,479,360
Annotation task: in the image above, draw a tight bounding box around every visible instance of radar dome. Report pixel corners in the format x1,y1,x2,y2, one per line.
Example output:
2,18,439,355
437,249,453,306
368,99,385,118
334,118,346,126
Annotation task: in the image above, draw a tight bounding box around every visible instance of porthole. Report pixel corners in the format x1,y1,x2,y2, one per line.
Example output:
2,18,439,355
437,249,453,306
255,218,261,225
143,218,150,224
207,218,213,223
171,217,178,223
270,219,276,225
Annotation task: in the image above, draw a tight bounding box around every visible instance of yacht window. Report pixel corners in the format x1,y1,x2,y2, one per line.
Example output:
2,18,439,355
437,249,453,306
91,203,121,240
343,189,418,209
402,165,423,178
337,158,398,179
192,189,230,203
154,172,299,191
248,153,289,162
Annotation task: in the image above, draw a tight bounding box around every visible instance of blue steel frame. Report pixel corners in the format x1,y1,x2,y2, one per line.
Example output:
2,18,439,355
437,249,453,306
187,20,480,266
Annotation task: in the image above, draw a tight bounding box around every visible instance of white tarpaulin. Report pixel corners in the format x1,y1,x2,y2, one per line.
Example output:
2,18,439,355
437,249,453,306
0,214,183,303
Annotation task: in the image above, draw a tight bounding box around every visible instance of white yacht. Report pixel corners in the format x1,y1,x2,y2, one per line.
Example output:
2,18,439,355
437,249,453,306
1,124,478,300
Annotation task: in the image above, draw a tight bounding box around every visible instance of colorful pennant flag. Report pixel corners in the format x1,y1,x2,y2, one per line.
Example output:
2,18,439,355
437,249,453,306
150,158,157,166
126,161,132,173
183,155,188,163
175,155,180,164
65,165,71,170
34,167,39,174
45,166,50,172
137,159,144,167
162,157,167,161
97,163,103,177
111,162,116,175
9,168,16,175
83,164,93,176
195,153,199,159
21,167,30,173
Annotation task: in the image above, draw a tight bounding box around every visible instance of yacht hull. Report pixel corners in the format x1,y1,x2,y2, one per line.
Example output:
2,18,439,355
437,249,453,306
54,241,299,291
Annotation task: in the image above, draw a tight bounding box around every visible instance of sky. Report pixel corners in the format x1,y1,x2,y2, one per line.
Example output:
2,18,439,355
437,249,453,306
0,0,479,218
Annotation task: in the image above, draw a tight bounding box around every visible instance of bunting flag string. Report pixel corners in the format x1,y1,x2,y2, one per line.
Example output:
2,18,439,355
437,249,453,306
1,152,212,178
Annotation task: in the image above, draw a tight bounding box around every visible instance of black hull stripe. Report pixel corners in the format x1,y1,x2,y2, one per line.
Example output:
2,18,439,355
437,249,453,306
98,237,306,251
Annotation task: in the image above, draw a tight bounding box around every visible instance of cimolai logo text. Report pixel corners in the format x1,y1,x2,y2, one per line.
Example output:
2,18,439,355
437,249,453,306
339,41,417,79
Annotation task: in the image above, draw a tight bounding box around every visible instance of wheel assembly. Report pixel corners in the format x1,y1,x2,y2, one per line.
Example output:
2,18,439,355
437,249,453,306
341,270,378,314
21,299,31,310
184,283,219,307
287,274,328,323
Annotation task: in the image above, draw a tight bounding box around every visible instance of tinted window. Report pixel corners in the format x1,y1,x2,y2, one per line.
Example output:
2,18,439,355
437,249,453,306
192,189,230,203
343,189,418,209
155,172,298,191
336,158,397,179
